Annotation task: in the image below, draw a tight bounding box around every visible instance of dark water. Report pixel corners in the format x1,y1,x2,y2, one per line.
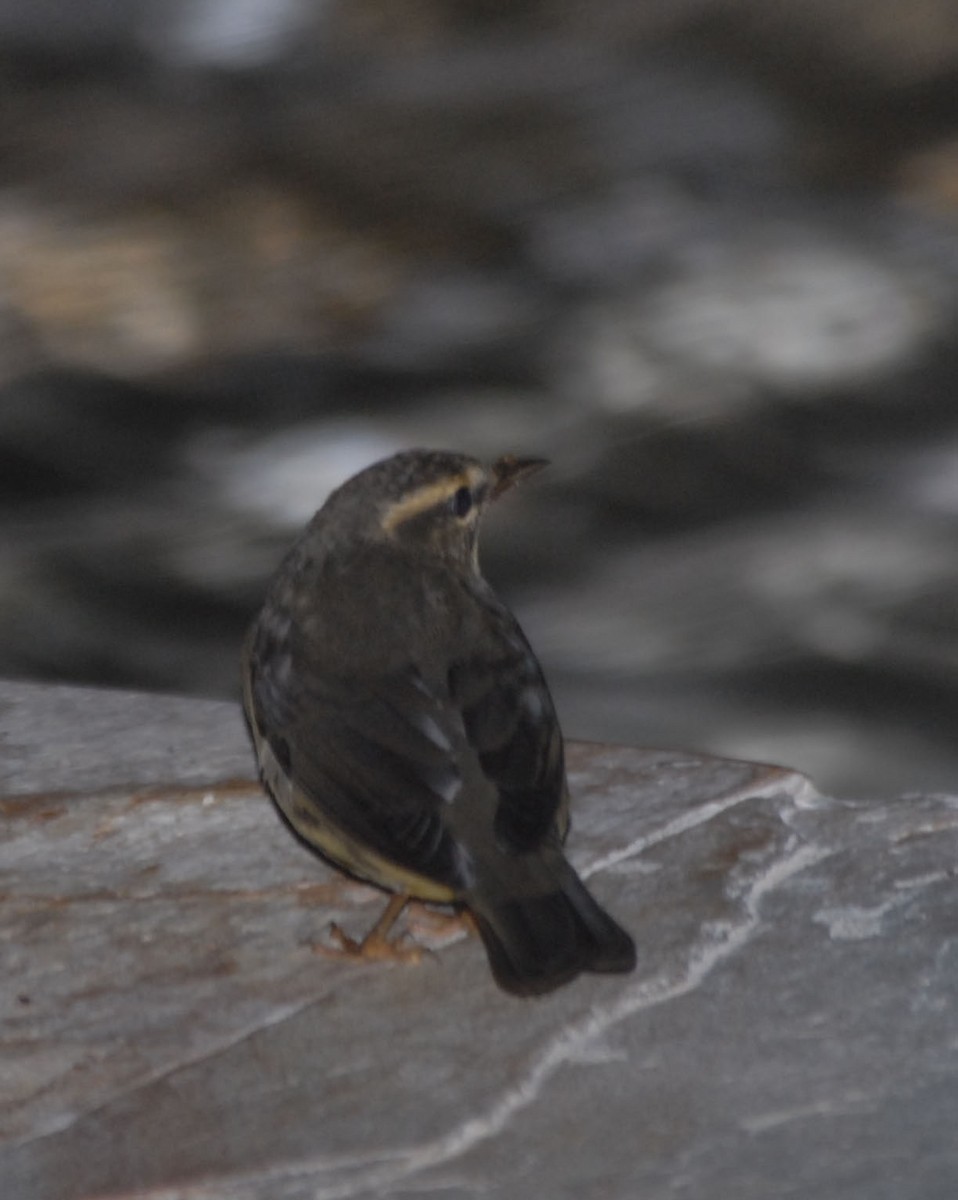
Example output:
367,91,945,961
2,3,958,798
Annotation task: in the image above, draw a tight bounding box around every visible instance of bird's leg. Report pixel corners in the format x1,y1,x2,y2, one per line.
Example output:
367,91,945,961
314,892,424,965
404,901,477,944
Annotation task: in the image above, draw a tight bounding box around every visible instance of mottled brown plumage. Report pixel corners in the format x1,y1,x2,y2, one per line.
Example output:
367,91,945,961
242,449,635,996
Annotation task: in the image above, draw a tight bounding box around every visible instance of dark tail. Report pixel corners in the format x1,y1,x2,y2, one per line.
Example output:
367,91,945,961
469,861,636,997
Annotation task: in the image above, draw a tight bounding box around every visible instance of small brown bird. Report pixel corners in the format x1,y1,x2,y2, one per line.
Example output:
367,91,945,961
242,449,635,996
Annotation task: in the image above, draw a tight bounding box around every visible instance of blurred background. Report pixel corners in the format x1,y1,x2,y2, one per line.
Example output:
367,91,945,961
2,0,958,798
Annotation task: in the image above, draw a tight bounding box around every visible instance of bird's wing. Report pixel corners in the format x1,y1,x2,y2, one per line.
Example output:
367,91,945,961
447,610,566,853
246,603,565,891
247,631,471,890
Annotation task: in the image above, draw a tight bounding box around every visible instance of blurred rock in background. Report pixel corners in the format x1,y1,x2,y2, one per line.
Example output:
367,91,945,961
1,0,957,798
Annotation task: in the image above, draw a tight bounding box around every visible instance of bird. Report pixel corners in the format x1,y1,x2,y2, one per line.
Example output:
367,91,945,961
241,448,636,996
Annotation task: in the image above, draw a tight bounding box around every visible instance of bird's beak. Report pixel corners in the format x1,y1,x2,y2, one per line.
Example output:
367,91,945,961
490,455,550,500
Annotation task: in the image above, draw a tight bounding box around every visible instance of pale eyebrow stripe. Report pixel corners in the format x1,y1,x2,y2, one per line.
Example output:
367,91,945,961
380,472,473,533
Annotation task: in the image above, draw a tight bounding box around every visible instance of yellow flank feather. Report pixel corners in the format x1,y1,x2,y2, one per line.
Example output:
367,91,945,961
250,708,459,903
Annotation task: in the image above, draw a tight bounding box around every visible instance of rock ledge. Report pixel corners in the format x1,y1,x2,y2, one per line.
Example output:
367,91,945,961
1,680,957,1199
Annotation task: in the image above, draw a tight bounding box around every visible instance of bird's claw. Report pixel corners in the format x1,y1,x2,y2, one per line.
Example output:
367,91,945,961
308,892,428,966
311,920,425,965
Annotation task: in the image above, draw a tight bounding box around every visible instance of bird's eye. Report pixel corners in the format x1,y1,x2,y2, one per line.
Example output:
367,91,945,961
450,485,473,518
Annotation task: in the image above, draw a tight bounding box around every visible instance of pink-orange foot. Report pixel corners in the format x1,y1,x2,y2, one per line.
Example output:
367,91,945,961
311,893,424,965
404,901,476,944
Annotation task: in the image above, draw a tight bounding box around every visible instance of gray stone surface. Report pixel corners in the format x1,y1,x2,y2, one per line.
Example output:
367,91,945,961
2,680,958,1199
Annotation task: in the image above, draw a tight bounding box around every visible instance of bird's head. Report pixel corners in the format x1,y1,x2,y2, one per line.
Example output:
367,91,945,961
316,449,548,571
